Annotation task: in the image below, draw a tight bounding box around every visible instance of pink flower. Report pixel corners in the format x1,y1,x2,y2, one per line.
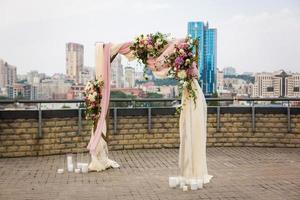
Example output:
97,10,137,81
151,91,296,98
186,62,199,78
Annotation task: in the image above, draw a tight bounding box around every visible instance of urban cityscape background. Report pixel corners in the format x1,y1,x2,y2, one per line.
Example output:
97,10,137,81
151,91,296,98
0,21,300,107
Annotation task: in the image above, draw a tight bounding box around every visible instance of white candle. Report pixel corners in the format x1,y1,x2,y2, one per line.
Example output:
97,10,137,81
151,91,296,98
67,155,73,165
169,177,178,188
74,168,81,173
180,181,185,189
190,179,198,190
81,164,88,173
77,162,83,169
197,179,203,189
57,168,64,174
182,185,188,191
67,164,74,172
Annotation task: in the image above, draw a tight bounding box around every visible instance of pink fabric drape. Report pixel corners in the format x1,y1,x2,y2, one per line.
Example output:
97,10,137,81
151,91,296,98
88,40,187,154
87,42,132,155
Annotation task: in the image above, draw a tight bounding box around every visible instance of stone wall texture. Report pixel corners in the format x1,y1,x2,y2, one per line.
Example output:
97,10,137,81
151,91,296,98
0,107,300,157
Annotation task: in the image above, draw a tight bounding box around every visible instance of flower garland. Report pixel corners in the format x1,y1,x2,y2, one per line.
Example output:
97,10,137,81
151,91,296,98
165,38,198,105
83,79,104,122
130,32,168,80
130,34,198,106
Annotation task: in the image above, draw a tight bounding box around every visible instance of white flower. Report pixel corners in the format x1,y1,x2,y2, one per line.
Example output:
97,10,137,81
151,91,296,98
97,79,102,85
93,92,97,96
156,39,162,46
177,70,187,79
88,94,95,102
179,49,185,54
183,81,188,87
85,82,92,91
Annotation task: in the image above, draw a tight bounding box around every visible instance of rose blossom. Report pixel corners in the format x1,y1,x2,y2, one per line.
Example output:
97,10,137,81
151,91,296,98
88,94,95,102
186,62,199,78
147,44,153,49
177,70,187,79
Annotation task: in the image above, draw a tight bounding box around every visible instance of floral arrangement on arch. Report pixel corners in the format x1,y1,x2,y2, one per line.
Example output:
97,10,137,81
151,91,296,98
165,38,198,105
130,33,199,105
83,79,104,122
130,32,168,80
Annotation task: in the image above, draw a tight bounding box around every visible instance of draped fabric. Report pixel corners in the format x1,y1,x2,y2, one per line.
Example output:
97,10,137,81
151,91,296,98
178,79,213,185
88,41,212,186
88,42,133,171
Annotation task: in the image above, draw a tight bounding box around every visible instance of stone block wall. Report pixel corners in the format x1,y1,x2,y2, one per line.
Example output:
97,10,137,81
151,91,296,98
107,115,179,150
0,118,91,157
0,107,300,157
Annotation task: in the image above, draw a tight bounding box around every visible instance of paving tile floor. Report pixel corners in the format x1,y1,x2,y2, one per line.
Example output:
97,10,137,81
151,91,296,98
0,147,300,200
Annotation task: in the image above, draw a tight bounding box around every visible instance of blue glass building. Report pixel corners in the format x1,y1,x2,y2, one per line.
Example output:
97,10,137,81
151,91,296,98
188,21,217,95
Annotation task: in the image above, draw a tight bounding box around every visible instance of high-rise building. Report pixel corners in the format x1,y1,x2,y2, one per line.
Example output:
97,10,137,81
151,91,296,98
66,43,84,84
0,59,17,98
216,68,224,91
111,55,124,88
253,70,300,98
224,78,252,97
80,66,95,86
38,77,72,99
223,67,237,76
124,66,135,88
0,59,6,88
188,21,217,95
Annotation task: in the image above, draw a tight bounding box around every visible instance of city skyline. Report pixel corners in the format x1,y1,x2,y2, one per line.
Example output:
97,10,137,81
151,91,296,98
0,0,299,75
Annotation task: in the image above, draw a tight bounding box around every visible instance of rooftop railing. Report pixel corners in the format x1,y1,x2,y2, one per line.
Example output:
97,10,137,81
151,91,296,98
1,97,300,106
1,98,299,138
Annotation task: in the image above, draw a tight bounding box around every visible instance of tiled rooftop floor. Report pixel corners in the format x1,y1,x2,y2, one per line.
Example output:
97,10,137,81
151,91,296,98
0,147,300,200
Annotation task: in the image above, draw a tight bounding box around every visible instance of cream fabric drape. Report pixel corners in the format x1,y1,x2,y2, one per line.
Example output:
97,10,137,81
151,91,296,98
178,79,213,185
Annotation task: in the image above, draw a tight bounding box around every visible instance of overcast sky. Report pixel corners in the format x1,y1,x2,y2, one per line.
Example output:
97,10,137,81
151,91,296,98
0,0,299,75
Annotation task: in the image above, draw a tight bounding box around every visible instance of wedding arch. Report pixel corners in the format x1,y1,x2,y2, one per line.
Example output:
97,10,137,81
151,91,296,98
84,33,212,188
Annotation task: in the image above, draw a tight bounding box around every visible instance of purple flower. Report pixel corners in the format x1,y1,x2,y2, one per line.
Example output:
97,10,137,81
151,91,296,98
175,56,184,66
147,37,153,45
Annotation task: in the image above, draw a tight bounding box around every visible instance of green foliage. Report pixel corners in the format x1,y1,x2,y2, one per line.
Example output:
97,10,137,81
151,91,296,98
110,91,136,107
0,96,9,100
15,92,25,100
111,91,135,98
145,92,163,98
16,80,27,84
207,91,219,106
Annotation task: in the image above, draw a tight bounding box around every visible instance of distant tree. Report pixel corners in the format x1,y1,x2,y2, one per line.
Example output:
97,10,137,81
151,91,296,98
61,105,71,109
14,92,26,100
111,91,134,98
207,91,219,106
16,80,27,84
145,92,163,98
0,96,9,100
